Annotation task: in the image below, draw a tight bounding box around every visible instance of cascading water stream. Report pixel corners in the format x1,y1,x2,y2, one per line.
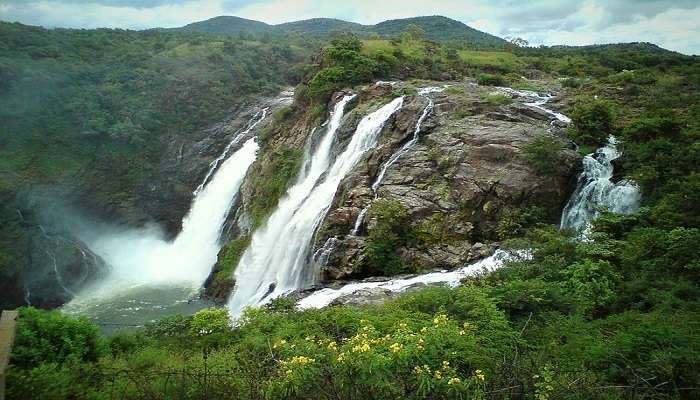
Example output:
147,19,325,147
193,108,268,196
496,87,571,124
298,249,531,309
228,96,405,315
560,136,641,230
350,87,444,236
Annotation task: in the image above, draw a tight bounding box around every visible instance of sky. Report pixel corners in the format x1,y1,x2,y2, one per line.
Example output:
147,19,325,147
1,0,698,55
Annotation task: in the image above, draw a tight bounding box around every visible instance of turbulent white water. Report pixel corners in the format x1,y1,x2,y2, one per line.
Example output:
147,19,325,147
496,87,571,124
193,108,268,196
228,96,405,315
297,249,531,309
561,136,641,230
66,111,266,313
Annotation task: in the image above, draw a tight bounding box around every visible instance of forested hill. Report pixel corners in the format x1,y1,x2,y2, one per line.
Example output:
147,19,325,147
177,15,507,46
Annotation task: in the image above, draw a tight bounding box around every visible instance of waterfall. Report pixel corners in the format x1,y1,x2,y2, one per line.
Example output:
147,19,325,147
228,96,404,315
350,87,443,236
67,110,266,306
193,108,268,196
561,136,641,230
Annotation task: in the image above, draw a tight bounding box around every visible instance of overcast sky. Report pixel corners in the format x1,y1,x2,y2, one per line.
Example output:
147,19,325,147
1,0,698,55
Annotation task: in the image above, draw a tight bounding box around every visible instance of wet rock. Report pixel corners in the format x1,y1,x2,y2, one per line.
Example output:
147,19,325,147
313,81,581,281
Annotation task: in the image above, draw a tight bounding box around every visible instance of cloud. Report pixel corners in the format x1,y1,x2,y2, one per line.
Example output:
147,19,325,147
0,0,698,54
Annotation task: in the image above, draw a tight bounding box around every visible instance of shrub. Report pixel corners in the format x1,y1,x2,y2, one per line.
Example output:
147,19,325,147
568,99,616,146
564,260,621,316
483,92,511,105
361,199,413,276
477,73,506,86
11,307,106,369
190,307,231,336
561,77,582,88
523,135,566,176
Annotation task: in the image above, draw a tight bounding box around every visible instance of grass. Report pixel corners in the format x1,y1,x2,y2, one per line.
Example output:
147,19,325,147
458,50,523,72
361,39,425,59
215,235,251,282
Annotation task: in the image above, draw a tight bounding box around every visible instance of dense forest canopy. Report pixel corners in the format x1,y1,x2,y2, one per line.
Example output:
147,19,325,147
1,15,700,399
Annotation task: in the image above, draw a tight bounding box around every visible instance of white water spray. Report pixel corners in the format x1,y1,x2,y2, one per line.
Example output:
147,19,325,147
298,249,531,309
561,136,641,230
66,112,265,306
228,96,405,315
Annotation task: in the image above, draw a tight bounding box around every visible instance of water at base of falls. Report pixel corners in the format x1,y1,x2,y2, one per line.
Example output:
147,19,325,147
63,110,267,330
561,136,641,231
228,96,405,316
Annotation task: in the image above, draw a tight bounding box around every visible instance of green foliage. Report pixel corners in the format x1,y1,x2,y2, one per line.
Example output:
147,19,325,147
495,206,548,240
482,91,512,105
11,307,107,369
564,260,621,316
523,135,567,176
477,73,506,86
619,113,700,227
361,199,414,276
561,77,583,88
568,98,616,146
216,235,251,281
247,148,303,228
190,307,231,336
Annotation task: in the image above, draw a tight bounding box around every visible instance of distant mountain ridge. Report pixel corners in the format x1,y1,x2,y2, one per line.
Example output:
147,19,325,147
177,15,506,45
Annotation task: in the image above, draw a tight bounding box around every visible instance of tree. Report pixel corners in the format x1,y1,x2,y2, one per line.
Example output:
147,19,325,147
404,23,425,41
569,99,616,146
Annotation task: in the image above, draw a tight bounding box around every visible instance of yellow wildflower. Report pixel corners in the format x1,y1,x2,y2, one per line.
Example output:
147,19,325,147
433,314,448,326
475,369,486,381
447,377,461,385
289,356,315,365
352,343,370,353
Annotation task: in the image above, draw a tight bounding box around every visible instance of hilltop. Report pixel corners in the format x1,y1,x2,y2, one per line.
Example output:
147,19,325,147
178,15,506,46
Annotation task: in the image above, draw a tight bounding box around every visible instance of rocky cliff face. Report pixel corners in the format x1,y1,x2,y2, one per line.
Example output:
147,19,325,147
206,79,581,302
316,81,579,280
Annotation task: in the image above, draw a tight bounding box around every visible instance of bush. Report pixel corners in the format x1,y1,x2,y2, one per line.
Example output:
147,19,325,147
11,307,107,369
477,73,506,86
523,135,566,176
190,307,231,336
361,199,413,276
561,77,583,88
564,260,621,316
568,99,616,146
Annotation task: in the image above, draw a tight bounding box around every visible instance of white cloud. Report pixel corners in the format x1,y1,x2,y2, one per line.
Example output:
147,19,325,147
0,0,698,54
